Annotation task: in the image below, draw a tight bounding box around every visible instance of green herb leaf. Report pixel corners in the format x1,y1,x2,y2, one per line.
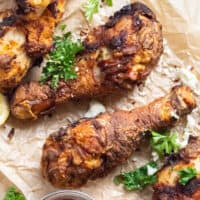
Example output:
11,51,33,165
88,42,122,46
105,0,113,6
40,32,84,89
59,24,67,31
83,0,100,21
178,167,197,185
150,131,180,158
3,187,26,200
114,161,158,191
83,0,113,21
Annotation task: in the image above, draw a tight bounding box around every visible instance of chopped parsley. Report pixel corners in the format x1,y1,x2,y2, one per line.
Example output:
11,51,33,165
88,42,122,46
59,24,67,31
114,161,158,190
178,167,197,185
83,0,113,21
105,0,113,6
150,131,180,158
3,187,26,200
40,32,84,89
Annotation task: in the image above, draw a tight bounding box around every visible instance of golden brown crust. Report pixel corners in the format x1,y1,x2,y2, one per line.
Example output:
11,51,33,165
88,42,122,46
16,0,55,21
11,2,163,120
23,9,56,57
0,1,65,92
11,81,55,119
83,2,163,87
22,0,65,57
41,85,196,188
153,137,200,200
0,11,31,92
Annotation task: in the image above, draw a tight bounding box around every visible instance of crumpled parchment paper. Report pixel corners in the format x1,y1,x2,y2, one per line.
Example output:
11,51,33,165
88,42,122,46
1,0,200,199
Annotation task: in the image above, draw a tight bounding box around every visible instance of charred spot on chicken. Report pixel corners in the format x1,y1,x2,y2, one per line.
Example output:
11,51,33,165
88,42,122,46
41,85,196,188
11,2,163,120
153,136,200,200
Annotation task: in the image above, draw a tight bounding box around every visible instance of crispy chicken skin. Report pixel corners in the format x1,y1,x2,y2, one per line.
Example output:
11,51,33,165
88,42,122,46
153,136,200,200
0,11,16,37
11,2,163,120
0,1,65,92
41,85,196,188
16,0,54,18
0,11,31,92
21,0,65,57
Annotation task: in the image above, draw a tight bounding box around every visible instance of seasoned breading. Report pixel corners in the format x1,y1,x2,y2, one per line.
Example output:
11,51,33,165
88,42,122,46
41,85,196,188
0,1,65,92
16,0,53,18
11,2,163,120
153,136,200,200
0,11,31,92
21,0,65,57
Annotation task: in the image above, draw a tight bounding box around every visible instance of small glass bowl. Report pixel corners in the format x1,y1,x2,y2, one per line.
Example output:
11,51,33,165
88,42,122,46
41,190,95,200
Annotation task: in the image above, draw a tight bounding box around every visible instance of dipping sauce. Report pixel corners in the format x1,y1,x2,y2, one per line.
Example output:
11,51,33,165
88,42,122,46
44,197,91,200
53,198,92,200
41,190,94,200
52,198,89,200
55,199,74,200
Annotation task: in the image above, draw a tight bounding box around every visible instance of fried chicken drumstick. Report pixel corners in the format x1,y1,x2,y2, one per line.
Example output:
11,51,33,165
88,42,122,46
11,2,163,120
0,11,31,92
41,85,196,188
153,136,200,200
0,0,65,92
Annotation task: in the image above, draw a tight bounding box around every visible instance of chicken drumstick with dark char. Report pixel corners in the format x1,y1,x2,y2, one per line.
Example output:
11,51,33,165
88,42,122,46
0,0,65,92
41,85,196,188
11,2,163,120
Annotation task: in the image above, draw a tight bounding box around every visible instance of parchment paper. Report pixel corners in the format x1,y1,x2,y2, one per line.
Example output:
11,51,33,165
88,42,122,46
1,0,200,199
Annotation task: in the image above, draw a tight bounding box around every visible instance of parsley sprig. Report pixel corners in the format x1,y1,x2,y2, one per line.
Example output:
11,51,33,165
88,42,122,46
41,32,84,89
114,161,158,190
105,0,113,6
84,0,113,21
150,131,180,158
178,167,197,185
3,187,26,200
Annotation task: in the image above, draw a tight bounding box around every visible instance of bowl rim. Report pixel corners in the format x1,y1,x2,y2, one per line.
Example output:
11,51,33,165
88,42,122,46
41,190,95,200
